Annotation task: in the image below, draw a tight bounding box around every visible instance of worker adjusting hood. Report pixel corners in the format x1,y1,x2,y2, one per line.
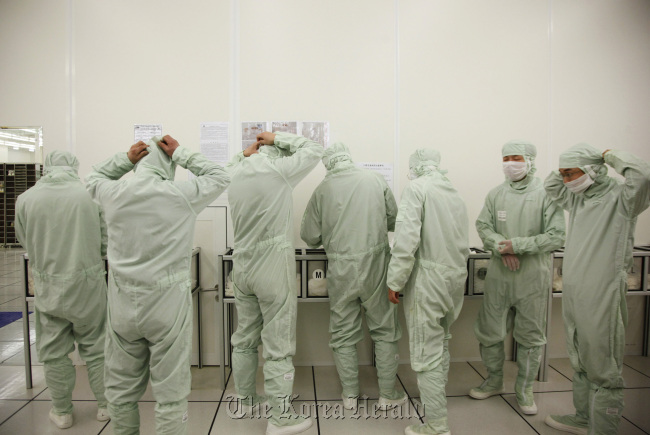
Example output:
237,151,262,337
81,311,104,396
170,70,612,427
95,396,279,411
259,144,291,160
43,150,80,181
559,143,609,195
322,142,354,172
408,148,446,179
134,136,176,180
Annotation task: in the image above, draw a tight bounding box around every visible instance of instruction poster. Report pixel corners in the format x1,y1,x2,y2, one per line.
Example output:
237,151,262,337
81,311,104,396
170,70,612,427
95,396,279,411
134,124,162,143
200,122,229,164
271,121,298,135
241,121,330,150
300,121,329,148
357,162,394,191
241,122,268,150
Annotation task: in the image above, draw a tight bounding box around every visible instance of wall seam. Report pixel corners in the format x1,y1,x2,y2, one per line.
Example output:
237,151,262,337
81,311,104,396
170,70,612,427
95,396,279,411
66,0,76,154
548,0,554,172
394,0,400,199
230,0,240,161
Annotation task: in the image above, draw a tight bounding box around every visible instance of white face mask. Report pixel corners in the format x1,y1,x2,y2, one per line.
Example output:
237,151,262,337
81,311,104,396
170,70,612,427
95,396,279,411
502,161,528,181
564,173,594,194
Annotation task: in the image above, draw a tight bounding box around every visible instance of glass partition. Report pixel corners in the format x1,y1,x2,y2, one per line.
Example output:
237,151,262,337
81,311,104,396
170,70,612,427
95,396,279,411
0,127,43,164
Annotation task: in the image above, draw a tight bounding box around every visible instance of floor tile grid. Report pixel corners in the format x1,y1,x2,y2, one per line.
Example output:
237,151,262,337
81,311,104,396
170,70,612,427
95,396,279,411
206,368,233,434
311,366,321,434
0,379,53,427
623,363,650,385
465,360,644,434
549,360,650,435
395,370,425,423
465,360,546,434
622,412,650,435
0,317,37,366
459,358,650,435
1,361,650,434
212,366,424,435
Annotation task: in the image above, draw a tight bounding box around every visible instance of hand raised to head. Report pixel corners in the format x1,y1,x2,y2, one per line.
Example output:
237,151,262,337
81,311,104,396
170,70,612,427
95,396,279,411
127,141,149,164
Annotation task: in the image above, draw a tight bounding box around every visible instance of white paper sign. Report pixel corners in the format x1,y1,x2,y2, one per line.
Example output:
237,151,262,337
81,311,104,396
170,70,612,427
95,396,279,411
200,122,229,164
241,122,268,150
241,120,330,150
134,124,162,143
357,162,394,191
271,121,298,135
300,121,329,148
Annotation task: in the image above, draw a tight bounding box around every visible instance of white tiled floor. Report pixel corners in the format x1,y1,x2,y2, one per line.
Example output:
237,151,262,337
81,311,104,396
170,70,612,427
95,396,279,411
0,248,649,434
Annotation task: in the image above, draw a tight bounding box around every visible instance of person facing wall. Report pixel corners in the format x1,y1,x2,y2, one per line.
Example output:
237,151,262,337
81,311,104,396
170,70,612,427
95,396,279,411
15,150,110,429
86,135,230,435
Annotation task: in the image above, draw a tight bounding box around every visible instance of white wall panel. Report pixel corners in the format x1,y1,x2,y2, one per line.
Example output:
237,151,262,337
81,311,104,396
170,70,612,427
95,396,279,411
0,0,68,153
552,0,650,243
239,0,396,246
400,0,551,247
72,0,231,176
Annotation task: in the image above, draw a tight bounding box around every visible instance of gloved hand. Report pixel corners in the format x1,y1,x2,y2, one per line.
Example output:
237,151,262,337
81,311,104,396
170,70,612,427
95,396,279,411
501,254,520,272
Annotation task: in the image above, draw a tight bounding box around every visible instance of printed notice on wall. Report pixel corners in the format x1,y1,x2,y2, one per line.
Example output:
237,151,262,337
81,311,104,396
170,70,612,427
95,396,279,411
300,121,329,148
241,120,330,150
357,162,394,191
134,124,162,143
241,122,268,150
200,122,229,164
271,121,298,135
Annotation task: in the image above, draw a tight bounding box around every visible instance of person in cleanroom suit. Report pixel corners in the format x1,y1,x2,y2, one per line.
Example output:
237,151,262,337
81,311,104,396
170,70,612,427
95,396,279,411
470,141,565,415
15,151,109,429
226,131,322,435
543,144,650,435
86,136,229,435
387,149,469,435
300,142,405,411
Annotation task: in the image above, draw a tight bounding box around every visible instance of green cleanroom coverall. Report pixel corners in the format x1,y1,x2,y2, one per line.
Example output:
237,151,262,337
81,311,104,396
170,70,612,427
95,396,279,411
15,151,108,426
227,133,323,427
544,145,650,435
86,138,229,435
300,142,404,405
387,149,469,435
472,142,565,411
